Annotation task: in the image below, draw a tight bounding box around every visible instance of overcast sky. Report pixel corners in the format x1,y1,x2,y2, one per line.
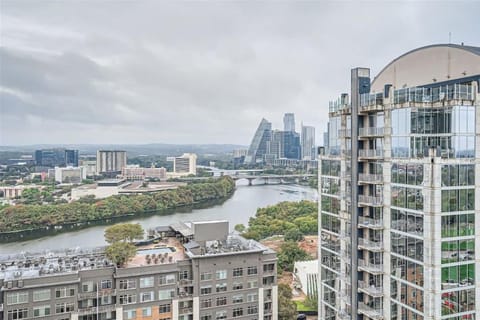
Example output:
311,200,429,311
1,1,479,146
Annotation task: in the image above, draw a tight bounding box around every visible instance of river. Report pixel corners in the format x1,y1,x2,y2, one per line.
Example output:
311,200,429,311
0,182,317,255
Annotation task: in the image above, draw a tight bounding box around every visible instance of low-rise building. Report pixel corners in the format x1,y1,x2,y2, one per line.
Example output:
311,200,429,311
54,166,87,184
121,165,167,181
0,185,44,199
0,220,278,320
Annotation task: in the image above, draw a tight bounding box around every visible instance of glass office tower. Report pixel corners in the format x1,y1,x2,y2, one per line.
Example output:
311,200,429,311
318,44,480,320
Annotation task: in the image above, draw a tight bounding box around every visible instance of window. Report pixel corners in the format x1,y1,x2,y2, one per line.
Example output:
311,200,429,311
160,304,171,313
216,310,227,320
179,270,189,280
119,294,137,305
232,294,243,303
82,281,94,292
101,280,112,289
216,283,227,293
119,279,136,290
7,309,28,320
247,280,258,288
33,305,51,318
248,305,258,315
101,295,112,305
201,315,212,320
159,274,176,285
124,309,136,320
33,289,50,302
55,302,74,313
233,307,243,317
201,299,212,308
55,287,75,298
140,291,154,302
200,286,212,295
216,296,227,306
233,282,243,290
201,272,212,281
158,289,174,300
263,264,275,273
216,269,227,280
248,266,258,275
7,292,28,305
233,267,243,277
140,276,154,288
247,293,258,302
142,307,152,317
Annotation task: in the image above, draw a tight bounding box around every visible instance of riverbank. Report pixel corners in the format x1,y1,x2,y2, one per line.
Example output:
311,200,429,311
0,177,235,242
0,184,317,254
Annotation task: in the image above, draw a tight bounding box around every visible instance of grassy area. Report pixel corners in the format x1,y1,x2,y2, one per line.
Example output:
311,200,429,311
295,300,316,312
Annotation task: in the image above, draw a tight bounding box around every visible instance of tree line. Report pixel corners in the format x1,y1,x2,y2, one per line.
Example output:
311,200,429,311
0,177,235,233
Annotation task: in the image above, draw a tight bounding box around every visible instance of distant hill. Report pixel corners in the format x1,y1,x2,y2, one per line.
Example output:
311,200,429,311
0,144,247,157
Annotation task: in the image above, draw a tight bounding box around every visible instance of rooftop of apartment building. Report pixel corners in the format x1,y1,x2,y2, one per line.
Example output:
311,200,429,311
0,220,274,281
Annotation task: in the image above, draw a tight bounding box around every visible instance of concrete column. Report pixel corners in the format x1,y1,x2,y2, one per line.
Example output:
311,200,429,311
258,287,264,319
115,307,123,320
172,299,179,320
271,285,278,319
422,151,442,319
193,296,199,320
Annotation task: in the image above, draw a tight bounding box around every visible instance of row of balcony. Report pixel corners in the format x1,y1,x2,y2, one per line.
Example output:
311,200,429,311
358,149,384,159
358,173,383,184
78,289,116,300
358,216,383,229
78,304,117,316
358,195,383,207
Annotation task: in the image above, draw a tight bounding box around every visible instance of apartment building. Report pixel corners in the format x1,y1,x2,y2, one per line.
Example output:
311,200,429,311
318,44,480,320
0,221,277,320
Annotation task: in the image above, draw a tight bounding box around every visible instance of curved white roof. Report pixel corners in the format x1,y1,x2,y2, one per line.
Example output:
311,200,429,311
371,44,480,92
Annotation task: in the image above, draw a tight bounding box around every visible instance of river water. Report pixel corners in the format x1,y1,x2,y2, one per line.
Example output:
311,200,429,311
0,183,317,255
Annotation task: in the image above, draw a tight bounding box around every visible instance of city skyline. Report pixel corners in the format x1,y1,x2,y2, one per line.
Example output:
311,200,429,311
1,1,479,146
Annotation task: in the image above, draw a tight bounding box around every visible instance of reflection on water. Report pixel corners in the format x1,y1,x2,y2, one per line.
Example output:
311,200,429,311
0,183,317,254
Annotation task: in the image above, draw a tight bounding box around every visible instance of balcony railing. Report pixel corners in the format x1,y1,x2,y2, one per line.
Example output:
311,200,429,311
358,281,383,297
78,304,117,315
358,195,383,207
358,302,384,320
358,238,383,251
179,307,193,314
358,216,383,229
360,92,383,108
358,149,384,159
338,129,352,138
358,259,384,274
358,173,383,184
358,127,385,137
78,289,116,300
393,83,474,105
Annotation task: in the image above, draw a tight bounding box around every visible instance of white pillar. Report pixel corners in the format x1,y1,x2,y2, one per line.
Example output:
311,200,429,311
271,285,278,319
193,297,199,320
258,287,264,319
172,299,179,320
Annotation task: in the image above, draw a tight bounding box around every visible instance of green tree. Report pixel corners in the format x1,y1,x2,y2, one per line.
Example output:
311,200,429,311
277,241,311,272
104,223,144,244
278,283,297,320
234,224,246,233
284,227,303,242
105,242,137,266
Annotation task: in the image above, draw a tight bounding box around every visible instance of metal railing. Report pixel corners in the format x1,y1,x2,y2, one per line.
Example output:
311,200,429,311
358,127,385,137
360,92,383,107
358,195,383,206
358,149,384,158
78,304,117,315
358,173,383,184
358,259,384,274
358,238,384,251
358,302,384,320
358,216,383,229
358,281,383,297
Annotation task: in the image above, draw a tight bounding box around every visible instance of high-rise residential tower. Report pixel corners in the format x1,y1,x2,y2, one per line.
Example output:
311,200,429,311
245,118,272,164
96,150,127,175
301,125,316,160
318,44,480,320
283,113,296,132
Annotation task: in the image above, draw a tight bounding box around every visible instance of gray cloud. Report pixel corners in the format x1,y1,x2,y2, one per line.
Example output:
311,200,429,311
1,1,479,145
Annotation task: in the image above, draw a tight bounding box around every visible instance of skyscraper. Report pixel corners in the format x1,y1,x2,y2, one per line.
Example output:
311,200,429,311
245,118,272,164
318,44,480,320
65,149,79,167
301,125,316,160
283,113,295,132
